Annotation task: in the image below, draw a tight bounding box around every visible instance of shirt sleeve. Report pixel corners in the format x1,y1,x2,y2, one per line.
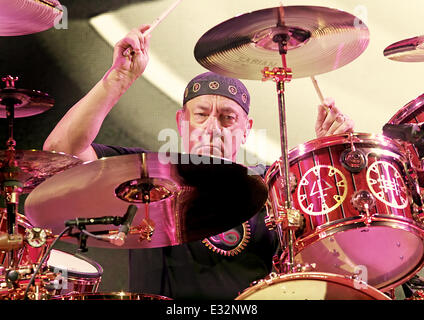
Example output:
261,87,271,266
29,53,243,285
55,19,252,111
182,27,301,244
92,143,149,158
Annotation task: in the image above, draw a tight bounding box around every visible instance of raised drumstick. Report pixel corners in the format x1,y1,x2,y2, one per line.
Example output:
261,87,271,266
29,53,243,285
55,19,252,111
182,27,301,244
123,0,182,56
145,0,182,37
310,76,330,112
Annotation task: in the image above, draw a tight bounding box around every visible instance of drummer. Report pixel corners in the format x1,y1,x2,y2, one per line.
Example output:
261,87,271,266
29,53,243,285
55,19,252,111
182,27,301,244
42,25,354,299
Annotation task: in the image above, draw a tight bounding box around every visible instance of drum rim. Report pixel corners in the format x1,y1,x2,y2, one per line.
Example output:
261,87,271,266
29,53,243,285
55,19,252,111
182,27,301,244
388,93,424,124
235,271,391,300
265,132,405,183
47,249,103,278
286,215,424,291
52,291,173,300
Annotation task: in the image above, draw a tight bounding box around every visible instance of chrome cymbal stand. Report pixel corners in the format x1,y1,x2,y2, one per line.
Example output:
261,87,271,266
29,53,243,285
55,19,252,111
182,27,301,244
262,12,303,273
0,76,24,273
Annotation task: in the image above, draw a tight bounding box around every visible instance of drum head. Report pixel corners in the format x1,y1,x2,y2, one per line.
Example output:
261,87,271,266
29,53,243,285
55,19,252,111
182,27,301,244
294,224,424,290
236,272,391,300
47,249,103,278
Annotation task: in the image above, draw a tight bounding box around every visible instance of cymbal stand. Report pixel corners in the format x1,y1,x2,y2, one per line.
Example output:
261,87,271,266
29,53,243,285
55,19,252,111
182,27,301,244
0,76,24,272
262,32,302,273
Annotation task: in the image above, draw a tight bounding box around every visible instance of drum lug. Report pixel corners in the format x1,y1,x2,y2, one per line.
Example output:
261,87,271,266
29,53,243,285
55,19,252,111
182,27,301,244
340,148,367,173
351,190,376,226
351,190,376,214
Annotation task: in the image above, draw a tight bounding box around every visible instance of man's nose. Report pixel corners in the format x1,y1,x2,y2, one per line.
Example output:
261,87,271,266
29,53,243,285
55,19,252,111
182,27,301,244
204,115,222,136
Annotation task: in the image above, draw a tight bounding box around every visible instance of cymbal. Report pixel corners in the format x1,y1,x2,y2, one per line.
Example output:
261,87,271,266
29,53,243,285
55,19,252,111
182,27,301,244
194,6,369,80
0,88,54,118
384,36,424,62
0,150,83,193
24,153,268,249
0,0,63,36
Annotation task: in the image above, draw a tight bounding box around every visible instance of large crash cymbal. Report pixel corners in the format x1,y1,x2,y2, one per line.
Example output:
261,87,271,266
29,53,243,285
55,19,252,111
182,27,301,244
0,87,54,118
194,6,370,80
384,36,424,62
0,150,83,193
0,0,63,36
24,153,268,249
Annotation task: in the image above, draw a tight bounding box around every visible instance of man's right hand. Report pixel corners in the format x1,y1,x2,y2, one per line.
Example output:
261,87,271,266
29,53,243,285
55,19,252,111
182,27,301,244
43,24,152,162
104,24,151,87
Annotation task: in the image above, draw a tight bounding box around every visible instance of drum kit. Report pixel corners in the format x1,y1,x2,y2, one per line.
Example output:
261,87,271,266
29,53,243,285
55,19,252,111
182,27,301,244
1,1,424,300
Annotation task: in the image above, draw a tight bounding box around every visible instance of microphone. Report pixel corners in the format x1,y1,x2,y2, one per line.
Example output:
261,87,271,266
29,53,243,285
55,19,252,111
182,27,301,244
108,205,138,247
65,216,122,228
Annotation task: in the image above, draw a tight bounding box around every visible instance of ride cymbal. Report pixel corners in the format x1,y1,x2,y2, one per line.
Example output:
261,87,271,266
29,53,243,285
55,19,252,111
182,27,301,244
24,153,268,249
194,6,369,80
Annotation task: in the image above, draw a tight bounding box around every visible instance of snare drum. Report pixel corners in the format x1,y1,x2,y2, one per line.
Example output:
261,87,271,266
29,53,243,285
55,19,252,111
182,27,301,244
46,249,103,296
265,133,424,291
236,272,391,300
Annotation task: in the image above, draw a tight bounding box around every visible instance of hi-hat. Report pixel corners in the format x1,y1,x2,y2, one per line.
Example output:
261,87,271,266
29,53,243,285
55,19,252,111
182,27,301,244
194,5,370,80
0,0,63,36
384,36,424,62
24,153,268,249
0,150,83,193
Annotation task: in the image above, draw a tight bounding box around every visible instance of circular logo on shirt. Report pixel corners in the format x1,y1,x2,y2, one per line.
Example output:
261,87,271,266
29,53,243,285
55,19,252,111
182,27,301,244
202,221,251,256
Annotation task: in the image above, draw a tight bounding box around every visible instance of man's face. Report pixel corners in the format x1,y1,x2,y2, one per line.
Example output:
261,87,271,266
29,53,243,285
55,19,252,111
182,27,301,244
176,95,253,161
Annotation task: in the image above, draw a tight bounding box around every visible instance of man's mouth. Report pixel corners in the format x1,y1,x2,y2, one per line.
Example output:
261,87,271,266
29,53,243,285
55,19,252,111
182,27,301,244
194,145,222,155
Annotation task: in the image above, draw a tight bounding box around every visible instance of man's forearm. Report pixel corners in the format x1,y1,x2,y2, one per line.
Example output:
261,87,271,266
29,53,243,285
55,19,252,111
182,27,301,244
43,69,132,158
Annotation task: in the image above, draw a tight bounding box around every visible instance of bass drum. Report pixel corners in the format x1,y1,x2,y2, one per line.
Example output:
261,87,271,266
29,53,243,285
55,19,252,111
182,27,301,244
235,272,391,300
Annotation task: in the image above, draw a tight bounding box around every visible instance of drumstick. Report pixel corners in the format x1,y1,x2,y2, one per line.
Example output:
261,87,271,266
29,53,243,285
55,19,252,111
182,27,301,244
123,0,182,56
310,76,330,113
145,0,182,37
310,76,325,104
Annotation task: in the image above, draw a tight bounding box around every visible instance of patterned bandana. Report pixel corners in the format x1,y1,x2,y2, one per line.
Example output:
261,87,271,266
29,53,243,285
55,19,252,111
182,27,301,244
183,72,250,114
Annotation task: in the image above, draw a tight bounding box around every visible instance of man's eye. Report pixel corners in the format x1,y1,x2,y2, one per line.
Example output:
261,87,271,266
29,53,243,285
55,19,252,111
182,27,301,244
223,115,236,121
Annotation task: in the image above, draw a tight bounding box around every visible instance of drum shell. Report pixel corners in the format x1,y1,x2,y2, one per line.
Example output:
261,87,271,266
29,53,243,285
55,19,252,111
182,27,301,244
265,133,424,291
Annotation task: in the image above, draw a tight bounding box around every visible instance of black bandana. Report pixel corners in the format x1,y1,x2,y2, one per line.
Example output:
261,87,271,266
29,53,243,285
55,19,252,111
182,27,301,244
183,72,250,114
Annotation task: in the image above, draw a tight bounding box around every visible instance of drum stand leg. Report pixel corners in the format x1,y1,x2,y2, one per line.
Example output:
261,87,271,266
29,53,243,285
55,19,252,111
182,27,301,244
0,93,25,273
263,27,305,273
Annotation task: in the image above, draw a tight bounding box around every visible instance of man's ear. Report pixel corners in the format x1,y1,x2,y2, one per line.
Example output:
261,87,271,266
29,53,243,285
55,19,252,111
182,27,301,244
176,109,184,137
242,118,253,144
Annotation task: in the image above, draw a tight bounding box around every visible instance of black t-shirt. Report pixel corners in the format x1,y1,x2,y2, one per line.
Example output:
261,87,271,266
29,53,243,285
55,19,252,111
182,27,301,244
92,143,279,300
